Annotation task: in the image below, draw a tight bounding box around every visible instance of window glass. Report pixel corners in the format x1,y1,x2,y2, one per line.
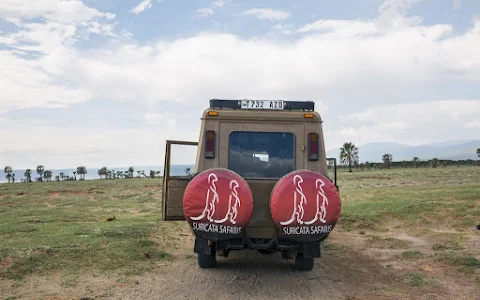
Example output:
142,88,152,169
228,131,295,179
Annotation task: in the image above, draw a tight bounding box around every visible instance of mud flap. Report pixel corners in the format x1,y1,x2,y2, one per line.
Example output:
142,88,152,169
301,242,321,259
194,236,213,255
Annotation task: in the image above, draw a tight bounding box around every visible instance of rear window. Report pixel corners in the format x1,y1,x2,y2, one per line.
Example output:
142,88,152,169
228,131,295,179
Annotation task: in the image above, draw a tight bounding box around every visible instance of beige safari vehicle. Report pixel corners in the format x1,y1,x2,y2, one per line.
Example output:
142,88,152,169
162,99,339,271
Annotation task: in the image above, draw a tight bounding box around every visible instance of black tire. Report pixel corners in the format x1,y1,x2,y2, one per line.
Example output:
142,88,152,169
281,251,294,259
295,253,314,271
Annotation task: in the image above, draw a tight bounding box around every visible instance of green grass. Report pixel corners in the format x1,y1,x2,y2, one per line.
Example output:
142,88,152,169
397,272,439,288
0,179,179,280
1,166,479,281
336,166,480,231
401,250,423,259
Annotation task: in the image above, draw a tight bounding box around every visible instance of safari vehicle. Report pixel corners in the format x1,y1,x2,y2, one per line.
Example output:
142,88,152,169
162,99,341,271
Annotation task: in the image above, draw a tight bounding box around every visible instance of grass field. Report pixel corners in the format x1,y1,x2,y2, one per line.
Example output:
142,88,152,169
1,166,479,299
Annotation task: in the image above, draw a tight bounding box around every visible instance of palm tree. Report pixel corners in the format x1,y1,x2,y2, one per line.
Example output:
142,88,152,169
36,165,45,182
76,166,87,180
382,153,393,169
98,167,108,179
340,142,359,172
43,170,53,182
24,169,32,182
11,173,15,183
4,166,13,183
127,166,134,178
150,170,156,179
412,157,420,168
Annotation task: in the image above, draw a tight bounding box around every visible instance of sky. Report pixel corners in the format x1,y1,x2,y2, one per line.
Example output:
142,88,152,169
0,0,479,169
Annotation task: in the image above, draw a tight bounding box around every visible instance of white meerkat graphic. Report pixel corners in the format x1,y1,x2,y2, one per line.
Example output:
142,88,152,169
214,180,241,224
190,173,219,222
190,173,242,224
304,179,329,225
280,175,307,226
281,175,329,226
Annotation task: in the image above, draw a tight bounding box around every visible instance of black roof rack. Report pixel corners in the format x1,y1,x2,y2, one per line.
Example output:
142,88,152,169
209,99,315,111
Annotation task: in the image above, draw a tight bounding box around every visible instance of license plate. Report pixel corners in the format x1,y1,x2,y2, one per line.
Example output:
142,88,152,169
240,100,284,110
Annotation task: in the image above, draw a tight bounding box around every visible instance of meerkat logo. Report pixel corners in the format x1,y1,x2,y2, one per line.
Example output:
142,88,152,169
190,173,241,224
280,175,329,226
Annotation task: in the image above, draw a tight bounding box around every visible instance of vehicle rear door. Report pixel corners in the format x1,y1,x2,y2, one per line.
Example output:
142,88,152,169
162,140,198,221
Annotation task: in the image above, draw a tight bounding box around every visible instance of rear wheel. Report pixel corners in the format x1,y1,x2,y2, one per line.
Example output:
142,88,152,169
295,253,314,271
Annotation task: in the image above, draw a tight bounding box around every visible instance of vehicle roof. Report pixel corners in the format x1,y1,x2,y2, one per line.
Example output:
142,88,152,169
202,99,323,122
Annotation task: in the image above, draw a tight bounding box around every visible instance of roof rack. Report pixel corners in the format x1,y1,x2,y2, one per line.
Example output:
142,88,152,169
209,99,315,111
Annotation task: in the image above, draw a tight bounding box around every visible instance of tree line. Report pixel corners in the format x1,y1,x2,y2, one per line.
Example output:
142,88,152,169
3,165,163,183
338,143,480,172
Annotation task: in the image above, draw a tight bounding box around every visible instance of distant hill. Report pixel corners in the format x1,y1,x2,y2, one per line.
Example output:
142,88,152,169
327,140,480,163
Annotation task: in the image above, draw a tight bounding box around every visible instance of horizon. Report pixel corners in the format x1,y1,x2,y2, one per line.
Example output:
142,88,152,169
1,0,480,168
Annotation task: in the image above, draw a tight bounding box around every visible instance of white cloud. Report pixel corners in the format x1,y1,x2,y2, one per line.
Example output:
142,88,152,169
130,0,153,15
196,8,214,17
243,8,291,21
196,0,228,18
333,100,480,147
0,0,114,23
1,0,480,168
144,112,177,128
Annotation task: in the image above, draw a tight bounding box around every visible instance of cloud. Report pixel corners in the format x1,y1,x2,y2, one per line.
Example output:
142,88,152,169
196,0,229,18
130,0,159,15
1,0,480,168
0,0,114,23
196,8,214,17
334,100,480,147
242,8,290,21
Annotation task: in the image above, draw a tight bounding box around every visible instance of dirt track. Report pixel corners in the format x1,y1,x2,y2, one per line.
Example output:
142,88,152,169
105,231,479,300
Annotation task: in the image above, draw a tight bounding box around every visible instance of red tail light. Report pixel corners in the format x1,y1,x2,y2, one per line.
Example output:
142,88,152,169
205,130,216,158
308,133,319,161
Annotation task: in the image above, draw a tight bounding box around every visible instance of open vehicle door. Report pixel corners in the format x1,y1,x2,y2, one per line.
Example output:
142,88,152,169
162,140,198,221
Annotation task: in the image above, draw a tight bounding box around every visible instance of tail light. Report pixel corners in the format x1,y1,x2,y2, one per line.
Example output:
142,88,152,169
308,132,319,161
205,130,216,159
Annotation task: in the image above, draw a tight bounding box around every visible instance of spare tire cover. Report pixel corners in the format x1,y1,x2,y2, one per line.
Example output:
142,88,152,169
270,169,341,242
183,168,254,240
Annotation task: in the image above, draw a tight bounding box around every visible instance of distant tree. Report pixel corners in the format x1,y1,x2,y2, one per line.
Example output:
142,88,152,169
382,153,393,169
340,142,359,172
43,170,53,182
55,175,60,182
98,167,108,179
137,170,142,178
60,172,65,181
477,148,480,158
127,167,134,178
412,157,420,168
11,173,15,183
36,165,45,182
431,158,439,168
76,166,87,180
116,171,123,179
4,166,13,183
72,171,77,180
150,170,156,179
24,169,32,182
185,167,192,176
364,161,370,170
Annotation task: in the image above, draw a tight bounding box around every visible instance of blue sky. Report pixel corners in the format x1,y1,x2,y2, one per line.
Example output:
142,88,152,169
0,0,479,169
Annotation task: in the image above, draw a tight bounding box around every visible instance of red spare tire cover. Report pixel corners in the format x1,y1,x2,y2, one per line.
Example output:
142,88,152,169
270,169,341,242
183,168,254,240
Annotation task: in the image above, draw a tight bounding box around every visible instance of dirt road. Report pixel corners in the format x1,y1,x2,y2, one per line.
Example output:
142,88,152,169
105,230,479,300
2,230,478,300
